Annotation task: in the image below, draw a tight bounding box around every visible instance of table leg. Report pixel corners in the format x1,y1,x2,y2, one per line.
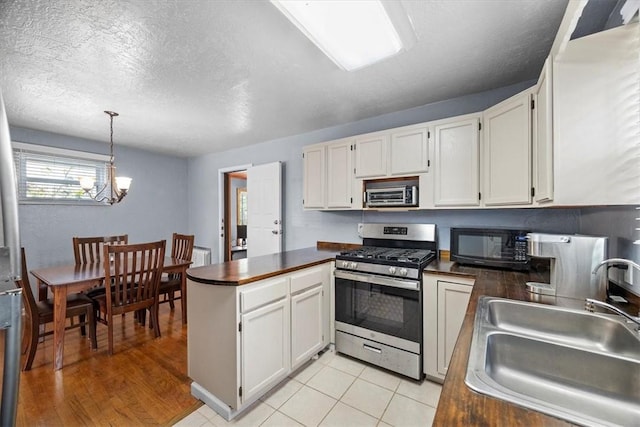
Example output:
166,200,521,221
181,268,187,325
52,286,68,370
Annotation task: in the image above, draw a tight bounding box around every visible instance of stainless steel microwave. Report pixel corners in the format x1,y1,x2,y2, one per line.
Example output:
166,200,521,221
450,228,530,270
364,186,418,207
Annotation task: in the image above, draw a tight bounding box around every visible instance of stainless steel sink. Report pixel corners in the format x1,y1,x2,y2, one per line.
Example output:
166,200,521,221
466,297,640,427
486,298,640,357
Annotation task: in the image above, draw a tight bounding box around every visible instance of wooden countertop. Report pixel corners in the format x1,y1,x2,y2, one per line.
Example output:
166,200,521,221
186,247,338,285
426,260,640,427
189,250,636,424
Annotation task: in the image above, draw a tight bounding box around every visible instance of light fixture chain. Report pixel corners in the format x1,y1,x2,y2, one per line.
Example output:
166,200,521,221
81,110,129,205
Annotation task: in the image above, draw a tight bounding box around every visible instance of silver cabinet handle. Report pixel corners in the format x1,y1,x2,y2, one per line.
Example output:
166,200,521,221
363,344,382,354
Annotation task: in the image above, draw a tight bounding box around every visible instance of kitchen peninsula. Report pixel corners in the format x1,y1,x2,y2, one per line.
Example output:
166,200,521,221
186,247,337,421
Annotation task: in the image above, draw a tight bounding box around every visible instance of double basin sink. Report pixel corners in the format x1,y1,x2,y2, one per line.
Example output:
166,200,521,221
465,297,640,427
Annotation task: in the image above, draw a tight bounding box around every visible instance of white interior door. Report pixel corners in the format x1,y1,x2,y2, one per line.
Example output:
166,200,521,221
247,162,282,258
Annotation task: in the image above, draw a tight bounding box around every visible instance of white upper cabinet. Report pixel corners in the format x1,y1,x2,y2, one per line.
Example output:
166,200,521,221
389,126,429,176
326,139,354,209
533,56,554,203
354,125,430,179
433,114,481,207
482,91,532,206
553,22,640,206
354,133,388,178
302,144,325,209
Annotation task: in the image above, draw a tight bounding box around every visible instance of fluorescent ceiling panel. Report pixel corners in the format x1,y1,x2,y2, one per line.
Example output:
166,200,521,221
272,0,406,71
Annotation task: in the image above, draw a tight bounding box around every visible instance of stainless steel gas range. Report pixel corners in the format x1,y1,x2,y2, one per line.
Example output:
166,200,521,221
334,223,437,380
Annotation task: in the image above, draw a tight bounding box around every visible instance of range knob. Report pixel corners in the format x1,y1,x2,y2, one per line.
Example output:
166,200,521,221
341,261,349,268
398,268,408,277
388,266,397,275
349,262,358,269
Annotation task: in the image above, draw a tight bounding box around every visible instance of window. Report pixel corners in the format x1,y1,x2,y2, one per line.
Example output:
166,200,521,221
237,187,247,225
13,142,110,204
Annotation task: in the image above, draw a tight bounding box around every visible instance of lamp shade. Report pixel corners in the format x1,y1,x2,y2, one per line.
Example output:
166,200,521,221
79,177,95,191
115,176,132,191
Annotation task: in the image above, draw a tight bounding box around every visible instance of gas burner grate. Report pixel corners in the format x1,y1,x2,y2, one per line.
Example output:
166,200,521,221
339,247,436,266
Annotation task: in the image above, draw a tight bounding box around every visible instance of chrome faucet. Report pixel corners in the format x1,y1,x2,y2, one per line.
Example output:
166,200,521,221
592,258,640,275
585,298,640,330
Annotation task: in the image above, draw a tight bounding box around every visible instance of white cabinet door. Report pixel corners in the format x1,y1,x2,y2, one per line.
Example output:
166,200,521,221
355,133,388,178
326,139,354,208
290,285,324,370
553,23,640,206
303,145,325,209
423,274,474,382
436,280,472,377
389,127,429,176
241,297,289,403
533,56,554,203
433,115,481,206
483,92,532,206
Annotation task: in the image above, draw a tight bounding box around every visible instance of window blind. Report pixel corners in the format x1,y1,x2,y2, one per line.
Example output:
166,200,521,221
12,142,110,204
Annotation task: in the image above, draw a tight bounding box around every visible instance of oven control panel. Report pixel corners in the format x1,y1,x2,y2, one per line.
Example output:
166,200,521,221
336,260,420,279
383,226,408,236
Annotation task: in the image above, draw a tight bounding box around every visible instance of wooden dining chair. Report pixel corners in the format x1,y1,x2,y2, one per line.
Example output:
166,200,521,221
17,248,97,371
72,234,129,264
94,240,166,355
67,234,129,303
158,233,194,310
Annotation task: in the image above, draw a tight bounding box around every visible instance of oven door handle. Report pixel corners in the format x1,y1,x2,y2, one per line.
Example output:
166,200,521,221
334,270,420,291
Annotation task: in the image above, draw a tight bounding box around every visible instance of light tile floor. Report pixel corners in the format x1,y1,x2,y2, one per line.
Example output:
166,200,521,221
175,348,442,427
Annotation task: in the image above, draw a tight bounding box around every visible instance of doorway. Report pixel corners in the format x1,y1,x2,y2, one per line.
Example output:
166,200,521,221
218,164,251,263
217,161,283,263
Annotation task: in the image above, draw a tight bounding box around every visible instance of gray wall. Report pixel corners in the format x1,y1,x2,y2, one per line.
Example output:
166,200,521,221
579,205,640,263
10,126,188,271
188,80,592,261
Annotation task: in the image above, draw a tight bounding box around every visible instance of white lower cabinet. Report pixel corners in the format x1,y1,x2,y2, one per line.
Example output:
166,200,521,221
291,285,324,370
290,264,327,370
241,297,289,402
423,273,474,382
188,262,330,421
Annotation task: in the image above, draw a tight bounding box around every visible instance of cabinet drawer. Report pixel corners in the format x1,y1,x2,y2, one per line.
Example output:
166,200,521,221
290,267,324,295
240,277,288,313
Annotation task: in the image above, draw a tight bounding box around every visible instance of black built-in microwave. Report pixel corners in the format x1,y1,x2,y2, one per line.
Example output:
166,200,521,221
450,228,530,270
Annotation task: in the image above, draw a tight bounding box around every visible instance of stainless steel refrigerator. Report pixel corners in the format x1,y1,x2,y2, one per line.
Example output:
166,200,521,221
0,88,22,426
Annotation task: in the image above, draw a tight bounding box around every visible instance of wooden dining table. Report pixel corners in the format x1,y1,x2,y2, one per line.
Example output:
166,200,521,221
30,257,192,370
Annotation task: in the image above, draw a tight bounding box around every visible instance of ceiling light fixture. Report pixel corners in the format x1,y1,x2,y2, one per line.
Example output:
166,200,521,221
271,0,416,71
80,111,131,205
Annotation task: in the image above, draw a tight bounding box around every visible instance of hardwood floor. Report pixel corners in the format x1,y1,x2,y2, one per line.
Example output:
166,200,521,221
1,303,201,426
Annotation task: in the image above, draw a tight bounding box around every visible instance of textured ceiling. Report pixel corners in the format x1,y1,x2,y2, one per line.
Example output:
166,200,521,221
0,0,570,157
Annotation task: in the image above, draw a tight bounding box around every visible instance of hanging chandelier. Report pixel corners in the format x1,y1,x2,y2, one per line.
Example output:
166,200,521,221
79,111,132,205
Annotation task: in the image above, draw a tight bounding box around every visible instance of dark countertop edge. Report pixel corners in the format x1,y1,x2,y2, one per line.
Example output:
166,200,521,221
186,248,338,286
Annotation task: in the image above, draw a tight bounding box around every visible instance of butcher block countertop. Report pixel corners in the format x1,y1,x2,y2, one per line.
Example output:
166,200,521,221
186,247,338,285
